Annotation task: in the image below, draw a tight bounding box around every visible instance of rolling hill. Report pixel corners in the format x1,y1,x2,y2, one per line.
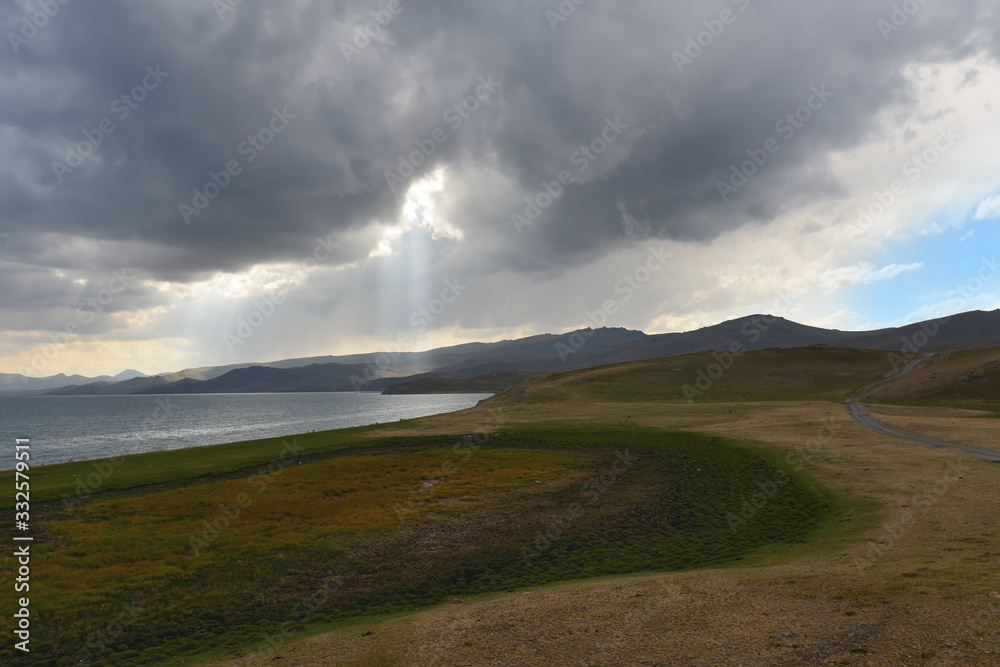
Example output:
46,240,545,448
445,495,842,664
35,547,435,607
483,343,1000,411
0,368,145,393
860,346,1000,410
34,309,1000,396
485,346,899,405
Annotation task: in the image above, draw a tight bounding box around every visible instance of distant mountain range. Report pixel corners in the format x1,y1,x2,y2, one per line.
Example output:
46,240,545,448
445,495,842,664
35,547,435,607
0,368,146,393
7,309,999,397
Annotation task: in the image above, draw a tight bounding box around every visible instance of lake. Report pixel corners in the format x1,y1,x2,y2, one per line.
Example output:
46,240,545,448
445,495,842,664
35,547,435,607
0,392,492,469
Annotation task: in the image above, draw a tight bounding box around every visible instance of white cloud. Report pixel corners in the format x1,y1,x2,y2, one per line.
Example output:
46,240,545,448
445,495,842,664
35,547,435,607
830,61,1000,249
806,309,873,331
147,264,309,301
973,193,1000,220
818,262,923,291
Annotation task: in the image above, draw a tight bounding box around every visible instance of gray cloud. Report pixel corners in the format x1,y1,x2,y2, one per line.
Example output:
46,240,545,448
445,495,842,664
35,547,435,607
1,0,997,369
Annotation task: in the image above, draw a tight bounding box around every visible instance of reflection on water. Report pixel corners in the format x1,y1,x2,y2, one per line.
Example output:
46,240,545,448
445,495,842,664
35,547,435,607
0,392,490,468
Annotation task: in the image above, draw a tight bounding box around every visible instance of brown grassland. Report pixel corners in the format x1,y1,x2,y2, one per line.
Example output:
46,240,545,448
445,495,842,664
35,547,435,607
201,350,1000,666
2,345,997,666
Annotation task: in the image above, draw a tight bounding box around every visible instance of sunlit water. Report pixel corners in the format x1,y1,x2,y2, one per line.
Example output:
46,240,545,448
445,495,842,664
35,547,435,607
0,392,491,469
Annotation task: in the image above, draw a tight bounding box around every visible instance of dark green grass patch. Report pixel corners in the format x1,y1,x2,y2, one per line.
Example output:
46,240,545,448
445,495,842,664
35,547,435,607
7,427,837,666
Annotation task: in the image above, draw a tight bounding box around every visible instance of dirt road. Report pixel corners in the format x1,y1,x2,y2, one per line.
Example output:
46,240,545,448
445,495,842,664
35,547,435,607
847,402,1000,462
845,351,1000,462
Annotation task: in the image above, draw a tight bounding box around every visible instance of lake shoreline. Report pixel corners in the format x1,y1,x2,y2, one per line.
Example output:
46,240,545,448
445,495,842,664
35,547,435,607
1,392,492,469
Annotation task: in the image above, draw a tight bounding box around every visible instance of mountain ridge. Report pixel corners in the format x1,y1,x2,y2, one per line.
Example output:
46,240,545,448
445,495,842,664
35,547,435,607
0,368,146,393
21,309,1000,397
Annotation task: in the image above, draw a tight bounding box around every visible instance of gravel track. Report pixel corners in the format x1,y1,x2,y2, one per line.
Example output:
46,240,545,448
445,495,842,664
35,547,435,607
845,351,1000,462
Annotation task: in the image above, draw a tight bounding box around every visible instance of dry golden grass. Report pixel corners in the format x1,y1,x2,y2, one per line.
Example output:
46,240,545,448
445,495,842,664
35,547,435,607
205,399,1000,666
865,405,999,450
866,347,1000,410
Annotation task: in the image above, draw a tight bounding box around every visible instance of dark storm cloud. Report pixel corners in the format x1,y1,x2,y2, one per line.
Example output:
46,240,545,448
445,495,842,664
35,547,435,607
1,0,994,297
469,0,988,268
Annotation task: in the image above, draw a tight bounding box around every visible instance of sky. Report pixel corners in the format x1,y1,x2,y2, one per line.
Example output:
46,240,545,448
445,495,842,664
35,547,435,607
2,0,999,378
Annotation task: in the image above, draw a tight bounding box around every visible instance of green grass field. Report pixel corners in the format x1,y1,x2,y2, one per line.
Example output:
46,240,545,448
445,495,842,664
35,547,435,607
491,347,897,405
863,346,1000,412
0,421,427,511
9,343,989,665
1,426,837,666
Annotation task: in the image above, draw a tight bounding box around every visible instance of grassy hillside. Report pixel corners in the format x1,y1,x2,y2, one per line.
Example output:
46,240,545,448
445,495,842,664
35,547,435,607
381,370,540,394
11,342,997,665
863,346,1000,411
488,346,897,405
3,427,836,666
486,345,1000,410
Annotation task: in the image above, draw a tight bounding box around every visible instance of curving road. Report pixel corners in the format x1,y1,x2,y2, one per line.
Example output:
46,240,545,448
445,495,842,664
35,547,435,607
846,402,1000,463
845,351,1000,463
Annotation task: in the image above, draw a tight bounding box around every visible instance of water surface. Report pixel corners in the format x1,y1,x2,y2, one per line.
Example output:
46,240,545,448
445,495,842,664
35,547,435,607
0,392,491,468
